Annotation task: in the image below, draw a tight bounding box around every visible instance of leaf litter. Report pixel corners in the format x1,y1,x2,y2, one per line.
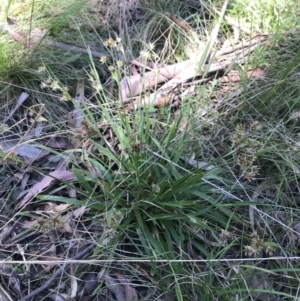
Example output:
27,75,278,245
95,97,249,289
0,0,282,300
0,75,140,300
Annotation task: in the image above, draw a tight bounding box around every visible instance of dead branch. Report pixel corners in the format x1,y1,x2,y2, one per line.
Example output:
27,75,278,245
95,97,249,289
120,60,193,100
0,23,106,58
123,35,267,110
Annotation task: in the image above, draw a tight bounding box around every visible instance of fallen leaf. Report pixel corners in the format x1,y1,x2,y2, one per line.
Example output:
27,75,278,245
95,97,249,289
72,206,87,218
17,170,75,209
61,206,86,233
115,274,138,301
69,77,85,129
69,265,78,298
25,148,49,162
48,294,67,301
180,156,215,170
43,203,71,213
0,141,44,159
83,273,97,295
105,275,125,301
22,220,38,229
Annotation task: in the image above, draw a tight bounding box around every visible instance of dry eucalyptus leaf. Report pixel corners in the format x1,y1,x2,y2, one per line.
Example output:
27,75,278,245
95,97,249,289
69,267,78,298
0,141,43,159
0,225,13,244
25,149,50,164
43,203,71,213
115,274,138,301
105,275,125,301
72,206,87,218
71,77,85,129
49,294,67,301
22,220,38,229
17,170,76,208
180,156,215,170
61,206,87,233
68,187,77,198
83,273,98,295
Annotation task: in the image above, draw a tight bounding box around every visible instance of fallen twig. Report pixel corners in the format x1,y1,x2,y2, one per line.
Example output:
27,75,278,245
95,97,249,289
42,39,106,58
0,23,106,58
215,35,268,57
120,60,193,100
